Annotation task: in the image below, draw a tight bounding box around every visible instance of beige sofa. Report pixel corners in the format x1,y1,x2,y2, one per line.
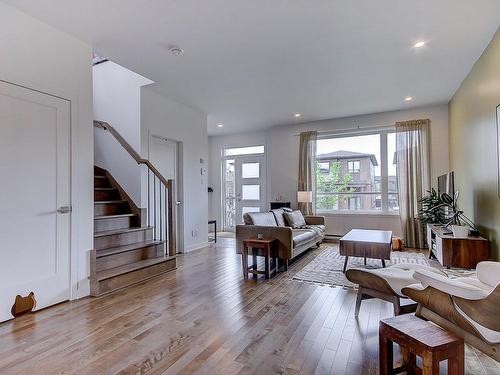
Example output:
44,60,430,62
235,208,326,269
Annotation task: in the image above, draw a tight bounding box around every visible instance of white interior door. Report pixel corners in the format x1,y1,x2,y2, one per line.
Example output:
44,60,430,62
149,135,183,251
0,81,71,322
234,155,266,225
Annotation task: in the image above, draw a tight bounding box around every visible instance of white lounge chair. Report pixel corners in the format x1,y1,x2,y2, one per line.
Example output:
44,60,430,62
402,261,500,361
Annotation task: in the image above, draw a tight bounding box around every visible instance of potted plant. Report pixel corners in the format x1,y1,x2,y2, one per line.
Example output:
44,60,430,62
418,188,447,225
419,190,478,238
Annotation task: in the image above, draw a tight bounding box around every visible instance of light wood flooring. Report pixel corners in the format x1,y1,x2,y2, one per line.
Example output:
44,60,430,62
0,238,498,374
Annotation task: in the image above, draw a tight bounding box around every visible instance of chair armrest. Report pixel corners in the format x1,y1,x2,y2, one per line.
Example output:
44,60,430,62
304,216,325,225
414,269,489,300
235,225,293,259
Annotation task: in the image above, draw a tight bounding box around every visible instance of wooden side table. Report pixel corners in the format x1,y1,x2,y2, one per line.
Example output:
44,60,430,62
379,314,464,375
242,237,278,279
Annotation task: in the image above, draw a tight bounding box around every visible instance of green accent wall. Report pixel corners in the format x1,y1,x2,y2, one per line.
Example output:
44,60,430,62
449,28,500,260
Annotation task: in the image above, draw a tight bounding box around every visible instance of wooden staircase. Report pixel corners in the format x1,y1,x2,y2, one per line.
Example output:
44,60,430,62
90,166,176,296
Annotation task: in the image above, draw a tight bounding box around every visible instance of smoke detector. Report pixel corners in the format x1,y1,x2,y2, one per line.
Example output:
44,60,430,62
168,46,184,56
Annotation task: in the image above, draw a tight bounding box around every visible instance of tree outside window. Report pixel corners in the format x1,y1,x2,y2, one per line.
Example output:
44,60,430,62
316,161,353,210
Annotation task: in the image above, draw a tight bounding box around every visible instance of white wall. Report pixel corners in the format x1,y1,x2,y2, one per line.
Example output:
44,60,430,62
141,87,209,252
93,61,153,206
0,3,94,298
449,29,500,260
209,104,449,237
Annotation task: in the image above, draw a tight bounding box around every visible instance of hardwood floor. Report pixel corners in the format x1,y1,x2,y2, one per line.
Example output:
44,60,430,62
0,238,498,374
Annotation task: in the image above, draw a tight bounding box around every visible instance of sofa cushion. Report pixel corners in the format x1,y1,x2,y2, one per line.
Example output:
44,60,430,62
304,224,326,236
292,229,317,247
284,210,306,229
271,208,288,226
243,212,277,226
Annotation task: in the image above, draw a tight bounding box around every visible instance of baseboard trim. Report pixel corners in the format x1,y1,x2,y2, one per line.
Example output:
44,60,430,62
183,241,210,253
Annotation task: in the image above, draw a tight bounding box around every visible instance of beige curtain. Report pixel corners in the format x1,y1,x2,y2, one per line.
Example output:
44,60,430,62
298,131,317,215
396,119,430,248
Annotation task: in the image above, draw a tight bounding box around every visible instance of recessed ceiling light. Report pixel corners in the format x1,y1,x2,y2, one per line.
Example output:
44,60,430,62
405,96,413,102
216,123,224,128
413,41,426,48
168,46,184,56
294,113,301,118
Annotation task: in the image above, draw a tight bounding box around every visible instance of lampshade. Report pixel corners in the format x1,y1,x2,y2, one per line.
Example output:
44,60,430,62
297,191,313,203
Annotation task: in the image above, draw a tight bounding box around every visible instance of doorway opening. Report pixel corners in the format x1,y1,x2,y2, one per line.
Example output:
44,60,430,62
148,134,184,252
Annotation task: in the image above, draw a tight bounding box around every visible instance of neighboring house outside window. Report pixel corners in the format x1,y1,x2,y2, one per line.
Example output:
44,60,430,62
316,150,378,211
315,130,398,213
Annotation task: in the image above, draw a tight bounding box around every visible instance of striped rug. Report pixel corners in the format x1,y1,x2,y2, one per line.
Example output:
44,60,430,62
292,244,433,289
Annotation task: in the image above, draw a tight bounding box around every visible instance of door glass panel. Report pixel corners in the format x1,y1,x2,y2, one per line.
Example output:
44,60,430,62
242,185,260,200
242,162,259,178
242,206,260,220
224,159,236,230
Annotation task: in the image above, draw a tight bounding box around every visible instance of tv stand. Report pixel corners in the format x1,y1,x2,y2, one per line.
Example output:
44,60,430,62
427,225,489,269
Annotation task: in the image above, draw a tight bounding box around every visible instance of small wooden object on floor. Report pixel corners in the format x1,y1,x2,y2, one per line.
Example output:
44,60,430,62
242,237,278,279
379,314,464,375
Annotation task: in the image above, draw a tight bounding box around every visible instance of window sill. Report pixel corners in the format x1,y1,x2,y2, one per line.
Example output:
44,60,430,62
316,210,400,217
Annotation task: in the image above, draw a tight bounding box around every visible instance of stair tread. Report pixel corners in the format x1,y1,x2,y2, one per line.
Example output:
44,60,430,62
94,187,116,191
94,213,136,220
94,200,127,204
94,175,107,179
94,226,152,238
96,240,164,258
93,256,174,281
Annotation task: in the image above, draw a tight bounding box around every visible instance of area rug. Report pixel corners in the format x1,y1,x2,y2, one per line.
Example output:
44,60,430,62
292,244,436,289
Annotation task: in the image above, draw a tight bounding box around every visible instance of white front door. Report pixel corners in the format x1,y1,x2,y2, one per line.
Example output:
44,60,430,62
0,81,71,322
234,155,266,225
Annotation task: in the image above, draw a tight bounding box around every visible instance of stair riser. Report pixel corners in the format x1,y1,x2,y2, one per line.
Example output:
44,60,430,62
94,228,153,250
96,245,165,272
94,167,107,176
90,258,176,296
95,216,139,232
94,177,111,188
94,202,130,216
95,190,120,201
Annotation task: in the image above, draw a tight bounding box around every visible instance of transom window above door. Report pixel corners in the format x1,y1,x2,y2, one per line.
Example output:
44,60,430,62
224,145,264,156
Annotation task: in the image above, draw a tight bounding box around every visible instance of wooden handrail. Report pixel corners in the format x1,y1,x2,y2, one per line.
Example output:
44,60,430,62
94,120,175,256
94,120,170,186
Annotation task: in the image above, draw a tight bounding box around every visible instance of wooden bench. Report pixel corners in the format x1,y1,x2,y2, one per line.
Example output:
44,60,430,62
379,314,464,375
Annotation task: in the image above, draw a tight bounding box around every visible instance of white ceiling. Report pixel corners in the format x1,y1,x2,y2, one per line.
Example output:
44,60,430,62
5,0,500,135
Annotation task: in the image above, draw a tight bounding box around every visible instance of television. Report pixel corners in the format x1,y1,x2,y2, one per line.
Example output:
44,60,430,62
437,171,455,199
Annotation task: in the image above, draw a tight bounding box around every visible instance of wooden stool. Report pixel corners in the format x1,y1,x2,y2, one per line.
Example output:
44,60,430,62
242,237,277,279
379,314,464,375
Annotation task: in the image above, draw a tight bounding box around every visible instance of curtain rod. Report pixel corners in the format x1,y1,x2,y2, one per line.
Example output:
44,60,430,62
293,123,395,137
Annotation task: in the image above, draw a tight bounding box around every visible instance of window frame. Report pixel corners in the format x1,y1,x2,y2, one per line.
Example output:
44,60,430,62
347,160,360,173
315,127,398,215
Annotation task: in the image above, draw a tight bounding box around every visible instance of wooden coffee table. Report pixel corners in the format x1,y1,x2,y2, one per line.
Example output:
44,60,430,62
339,229,392,273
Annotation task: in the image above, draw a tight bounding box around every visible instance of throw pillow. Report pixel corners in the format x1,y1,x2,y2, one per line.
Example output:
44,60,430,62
271,208,287,226
283,210,306,229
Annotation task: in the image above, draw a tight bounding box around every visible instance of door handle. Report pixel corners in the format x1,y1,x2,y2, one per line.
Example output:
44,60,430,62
57,206,72,214
175,201,182,205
